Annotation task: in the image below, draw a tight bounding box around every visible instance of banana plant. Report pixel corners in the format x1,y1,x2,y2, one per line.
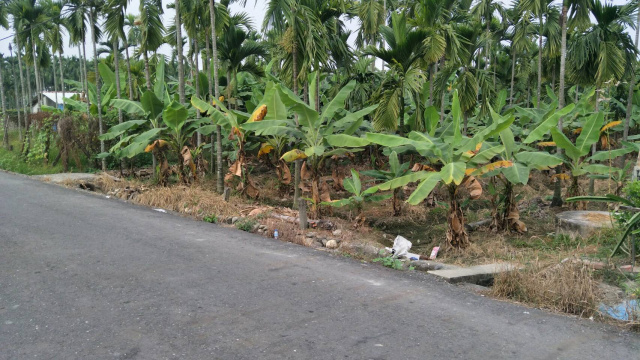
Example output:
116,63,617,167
241,80,378,217
549,111,633,205
361,151,410,216
322,169,391,217
191,95,268,198
365,91,514,248
482,124,563,232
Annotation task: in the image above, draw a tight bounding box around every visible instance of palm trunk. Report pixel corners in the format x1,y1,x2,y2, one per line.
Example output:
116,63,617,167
31,31,42,110
176,0,186,104
510,49,516,106
114,39,125,172
315,70,320,112
89,11,106,171
52,53,58,107
589,87,601,195
58,50,65,106
10,56,22,142
205,32,214,174
124,44,134,100
16,42,28,132
625,5,640,168
398,80,405,138
25,58,33,118
552,4,568,208
194,39,202,147
82,35,90,114
143,51,152,90
226,68,231,106
1,60,8,148
537,13,543,109
210,0,223,194
429,63,436,107
78,45,85,102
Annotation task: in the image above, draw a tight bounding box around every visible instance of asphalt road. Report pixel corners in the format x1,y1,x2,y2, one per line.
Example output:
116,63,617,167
1,170,639,360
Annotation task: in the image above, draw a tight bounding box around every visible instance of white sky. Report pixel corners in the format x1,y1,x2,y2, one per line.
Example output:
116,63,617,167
0,0,632,66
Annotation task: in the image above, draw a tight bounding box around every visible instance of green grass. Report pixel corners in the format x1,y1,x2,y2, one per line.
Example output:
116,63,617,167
0,130,66,175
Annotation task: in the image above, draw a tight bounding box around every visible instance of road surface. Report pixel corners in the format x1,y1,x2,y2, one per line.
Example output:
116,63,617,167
0,170,638,359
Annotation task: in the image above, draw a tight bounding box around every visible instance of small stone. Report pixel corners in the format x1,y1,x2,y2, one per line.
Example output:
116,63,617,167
321,238,328,246
325,240,338,249
252,223,261,232
332,229,342,236
317,236,326,242
305,232,317,239
259,225,268,230
331,238,341,244
257,229,264,234
231,216,240,224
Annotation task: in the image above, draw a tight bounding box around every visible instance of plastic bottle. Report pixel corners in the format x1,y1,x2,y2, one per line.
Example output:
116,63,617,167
274,229,279,239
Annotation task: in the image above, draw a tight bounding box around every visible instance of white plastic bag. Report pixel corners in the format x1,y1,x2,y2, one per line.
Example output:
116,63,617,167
390,235,412,258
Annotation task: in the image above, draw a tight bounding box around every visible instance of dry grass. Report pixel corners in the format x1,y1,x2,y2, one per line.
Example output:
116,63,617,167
491,261,600,317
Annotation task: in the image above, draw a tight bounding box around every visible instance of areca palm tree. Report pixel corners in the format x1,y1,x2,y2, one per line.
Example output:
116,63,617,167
520,0,553,108
365,12,427,136
218,15,266,105
86,0,107,170
12,0,45,109
138,0,165,91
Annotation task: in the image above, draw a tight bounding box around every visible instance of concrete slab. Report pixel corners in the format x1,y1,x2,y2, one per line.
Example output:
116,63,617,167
428,263,519,284
555,211,614,239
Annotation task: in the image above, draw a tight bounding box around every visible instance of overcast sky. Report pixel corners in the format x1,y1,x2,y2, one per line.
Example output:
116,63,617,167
0,0,632,66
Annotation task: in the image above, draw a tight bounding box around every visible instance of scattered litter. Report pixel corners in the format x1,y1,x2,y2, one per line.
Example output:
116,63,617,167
105,196,111,199
374,344,384,347
429,246,440,260
154,209,167,213
523,311,530,314
599,300,639,321
274,229,279,240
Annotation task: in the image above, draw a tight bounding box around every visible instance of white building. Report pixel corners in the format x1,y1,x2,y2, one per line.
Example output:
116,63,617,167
31,92,82,113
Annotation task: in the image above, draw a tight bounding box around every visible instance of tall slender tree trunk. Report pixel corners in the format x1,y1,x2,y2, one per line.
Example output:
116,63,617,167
210,0,223,194
205,32,214,173
510,50,516,105
1,60,8,148
124,44,134,100
113,39,124,172
292,21,301,205
16,42,28,133
82,36,90,114
52,53,59,107
315,68,320,112
552,4,568,208
25,59,33,117
194,39,202,147
625,4,640,168
10,56,22,142
31,31,42,110
58,50,65,106
78,46,85,102
143,51,152,90
537,14,543,109
176,0,186,104
589,87,601,195
429,63,436,106
89,11,106,171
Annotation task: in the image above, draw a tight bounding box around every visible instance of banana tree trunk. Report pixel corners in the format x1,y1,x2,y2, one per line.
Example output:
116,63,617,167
447,184,468,248
89,11,106,171
210,0,223,194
